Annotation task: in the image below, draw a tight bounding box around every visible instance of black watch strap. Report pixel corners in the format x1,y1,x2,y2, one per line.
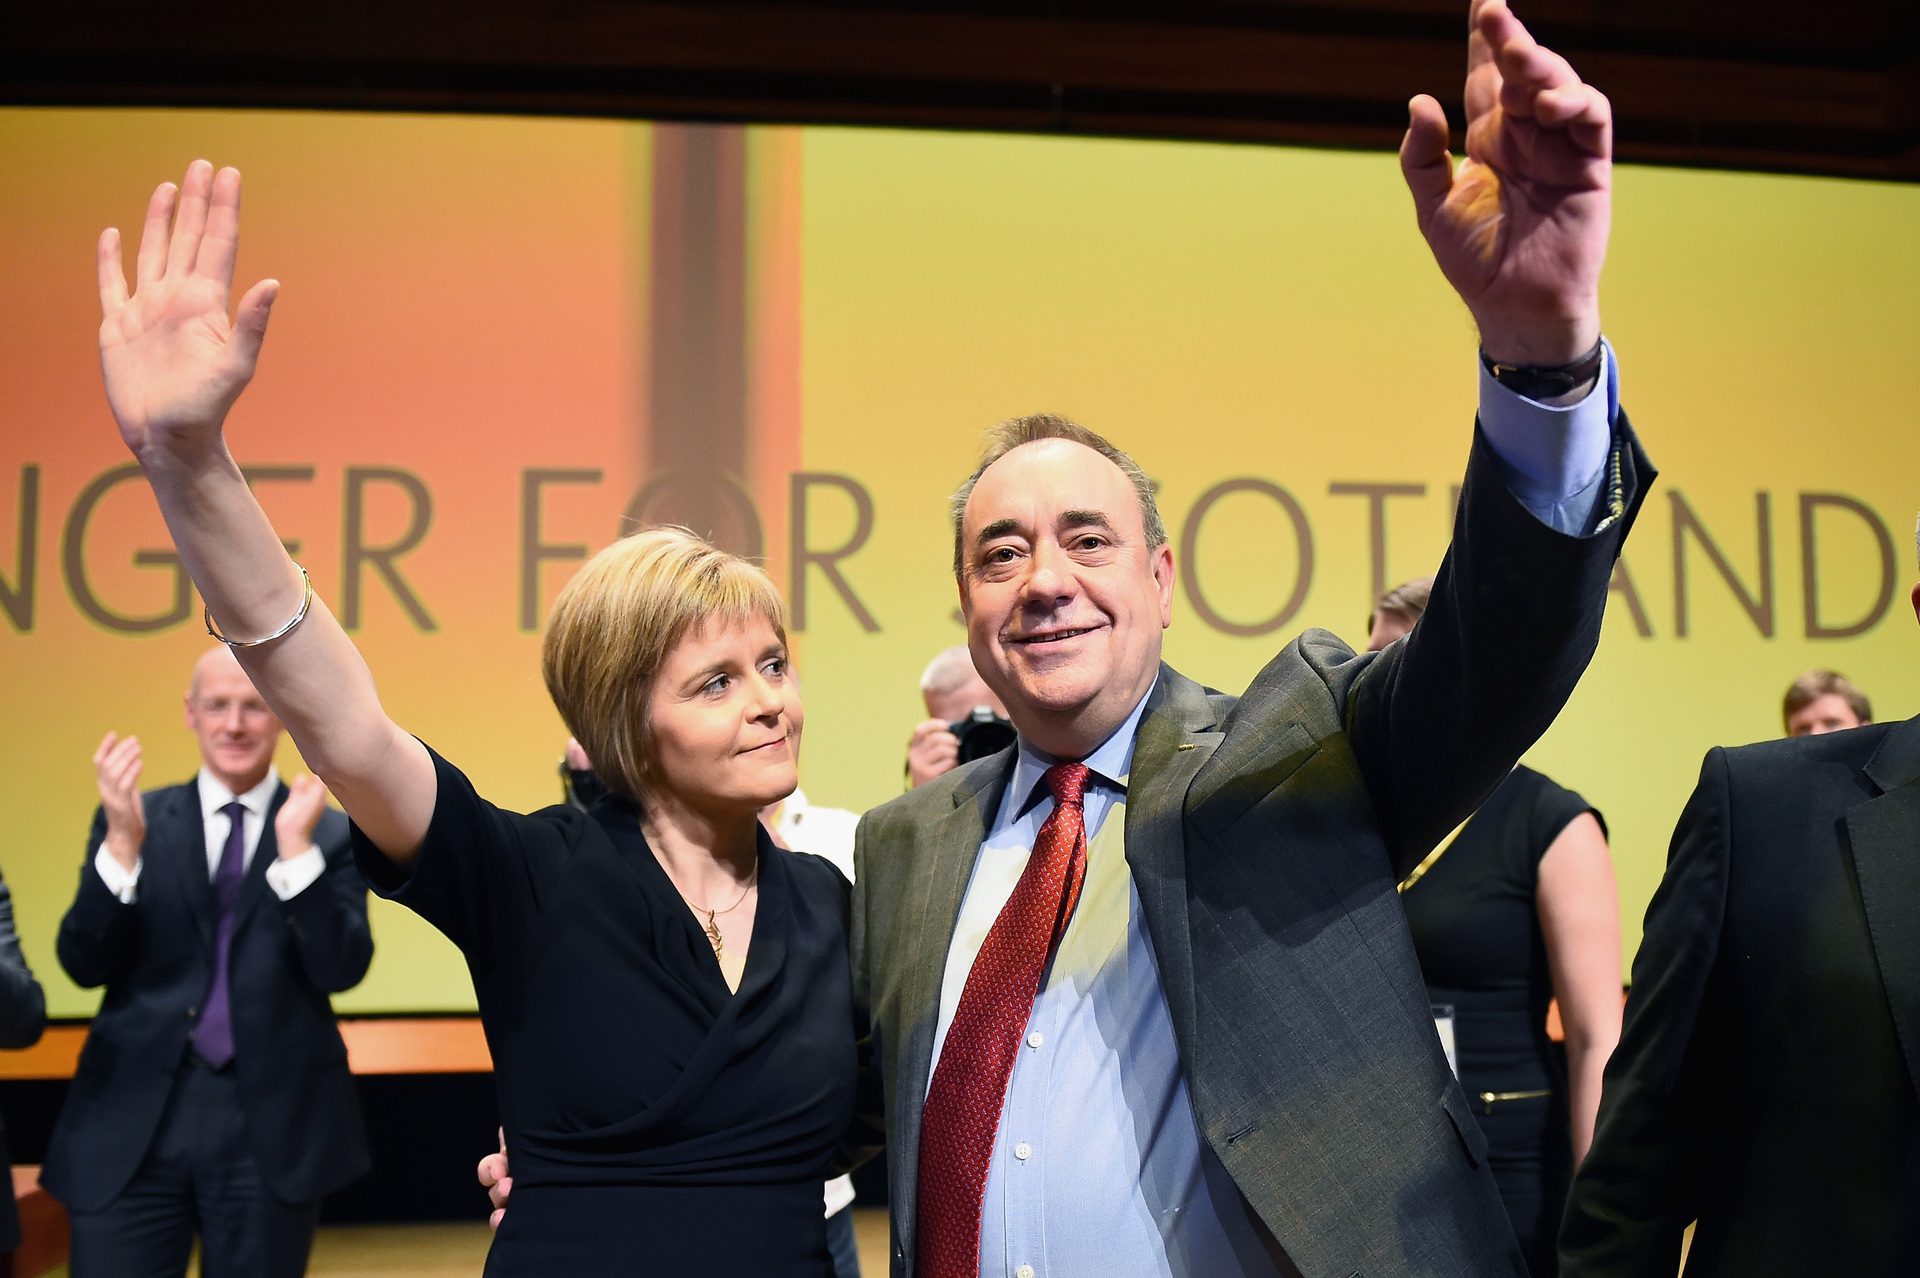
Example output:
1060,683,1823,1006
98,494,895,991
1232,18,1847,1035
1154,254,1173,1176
1480,337,1604,399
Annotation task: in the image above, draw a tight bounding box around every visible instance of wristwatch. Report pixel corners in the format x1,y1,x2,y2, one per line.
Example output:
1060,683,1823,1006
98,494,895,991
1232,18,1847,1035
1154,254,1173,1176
1480,337,1604,399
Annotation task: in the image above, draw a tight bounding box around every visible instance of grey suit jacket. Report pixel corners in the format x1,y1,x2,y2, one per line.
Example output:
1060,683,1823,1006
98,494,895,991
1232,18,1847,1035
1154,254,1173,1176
853,420,1651,1277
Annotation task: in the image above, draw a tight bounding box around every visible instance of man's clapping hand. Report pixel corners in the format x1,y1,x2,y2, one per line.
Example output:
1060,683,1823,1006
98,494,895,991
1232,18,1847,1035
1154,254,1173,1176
92,732,146,872
273,773,330,861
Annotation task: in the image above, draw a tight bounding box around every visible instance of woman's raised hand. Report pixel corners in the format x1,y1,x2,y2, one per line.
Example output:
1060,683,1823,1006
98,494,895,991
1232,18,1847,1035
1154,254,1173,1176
97,160,278,463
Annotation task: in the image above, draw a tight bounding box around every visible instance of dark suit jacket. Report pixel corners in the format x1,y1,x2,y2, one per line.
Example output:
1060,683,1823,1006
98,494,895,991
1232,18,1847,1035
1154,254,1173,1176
0,869,48,1252
45,779,373,1214
853,421,1650,1278
1560,717,1920,1276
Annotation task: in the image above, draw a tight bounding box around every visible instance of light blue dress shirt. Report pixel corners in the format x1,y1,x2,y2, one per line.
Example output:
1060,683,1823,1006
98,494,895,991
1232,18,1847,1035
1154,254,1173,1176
929,360,1621,1277
936,689,1283,1278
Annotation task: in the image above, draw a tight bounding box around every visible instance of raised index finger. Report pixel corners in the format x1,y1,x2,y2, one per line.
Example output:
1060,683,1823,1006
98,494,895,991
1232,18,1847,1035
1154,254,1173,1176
1479,4,1580,110
1463,0,1506,123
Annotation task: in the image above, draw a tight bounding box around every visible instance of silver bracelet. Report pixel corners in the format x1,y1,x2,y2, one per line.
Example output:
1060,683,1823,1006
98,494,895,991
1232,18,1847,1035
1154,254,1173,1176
204,563,314,648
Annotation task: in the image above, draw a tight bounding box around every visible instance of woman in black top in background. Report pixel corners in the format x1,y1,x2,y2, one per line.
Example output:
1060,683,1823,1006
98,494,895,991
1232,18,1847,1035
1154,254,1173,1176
1369,579,1623,1277
92,161,857,1276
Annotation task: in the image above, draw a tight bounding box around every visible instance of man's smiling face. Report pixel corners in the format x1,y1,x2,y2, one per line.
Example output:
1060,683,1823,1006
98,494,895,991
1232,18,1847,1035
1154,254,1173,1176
958,438,1174,760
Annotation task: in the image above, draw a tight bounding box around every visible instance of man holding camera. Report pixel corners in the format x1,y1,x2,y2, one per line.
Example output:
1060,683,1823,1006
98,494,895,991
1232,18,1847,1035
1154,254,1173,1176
907,646,1014,788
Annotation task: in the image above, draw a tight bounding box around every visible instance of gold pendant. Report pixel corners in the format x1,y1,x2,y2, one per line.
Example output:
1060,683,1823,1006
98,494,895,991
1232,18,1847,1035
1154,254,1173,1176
704,909,724,959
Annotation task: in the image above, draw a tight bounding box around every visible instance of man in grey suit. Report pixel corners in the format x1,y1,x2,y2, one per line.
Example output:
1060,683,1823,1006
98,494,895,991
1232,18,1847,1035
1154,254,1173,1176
850,4,1647,1275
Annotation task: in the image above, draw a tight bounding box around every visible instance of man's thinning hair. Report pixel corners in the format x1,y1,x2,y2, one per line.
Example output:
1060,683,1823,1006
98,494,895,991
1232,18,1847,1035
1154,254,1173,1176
920,645,979,697
949,413,1165,578
1783,669,1873,731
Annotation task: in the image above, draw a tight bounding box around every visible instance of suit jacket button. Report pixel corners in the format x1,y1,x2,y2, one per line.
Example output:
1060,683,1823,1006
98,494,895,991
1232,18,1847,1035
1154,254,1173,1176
187,1006,198,1019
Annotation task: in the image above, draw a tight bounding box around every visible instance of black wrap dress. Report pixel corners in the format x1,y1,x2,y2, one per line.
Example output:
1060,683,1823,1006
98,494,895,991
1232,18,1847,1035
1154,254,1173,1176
353,746,857,1276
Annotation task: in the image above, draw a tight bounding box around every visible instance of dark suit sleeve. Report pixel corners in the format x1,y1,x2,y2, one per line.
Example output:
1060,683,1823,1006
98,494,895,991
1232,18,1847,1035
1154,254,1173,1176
838,815,888,1172
0,868,46,1049
276,809,373,994
1558,748,1732,1275
55,804,142,990
1346,414,1651,876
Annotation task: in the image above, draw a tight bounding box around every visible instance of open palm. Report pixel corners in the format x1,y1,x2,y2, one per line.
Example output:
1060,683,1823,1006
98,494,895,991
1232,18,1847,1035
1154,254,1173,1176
97,161,277,458
1401,1,1611,365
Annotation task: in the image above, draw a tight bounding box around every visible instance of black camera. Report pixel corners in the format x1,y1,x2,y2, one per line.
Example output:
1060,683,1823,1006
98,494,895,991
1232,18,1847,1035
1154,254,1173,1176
950,706,1016,764
558,761,609,811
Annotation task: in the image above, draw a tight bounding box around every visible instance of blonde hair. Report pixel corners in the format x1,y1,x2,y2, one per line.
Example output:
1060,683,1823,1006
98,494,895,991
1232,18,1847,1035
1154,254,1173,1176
541,527,786,801
949,413,1165,578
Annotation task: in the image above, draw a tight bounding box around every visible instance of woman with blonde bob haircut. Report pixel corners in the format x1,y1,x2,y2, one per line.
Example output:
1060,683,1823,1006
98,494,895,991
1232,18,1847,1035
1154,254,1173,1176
93,162,859,1276
543,525,790,803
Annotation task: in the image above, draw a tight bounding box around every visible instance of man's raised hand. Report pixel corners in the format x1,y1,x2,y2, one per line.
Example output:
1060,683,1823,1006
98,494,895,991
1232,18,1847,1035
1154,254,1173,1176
1400,1,1611,366
97,160,278,463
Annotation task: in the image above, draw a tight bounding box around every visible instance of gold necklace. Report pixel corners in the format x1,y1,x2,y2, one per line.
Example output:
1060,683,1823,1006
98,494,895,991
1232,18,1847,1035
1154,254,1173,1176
683,870,757,959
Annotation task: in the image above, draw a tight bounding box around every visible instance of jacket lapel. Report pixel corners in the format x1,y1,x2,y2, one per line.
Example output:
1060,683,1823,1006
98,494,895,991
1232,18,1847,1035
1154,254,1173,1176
232,782,288,933
888,751,1009,1265
162,784,217,951
1848,716,1920,1099
1123,666,1223,1061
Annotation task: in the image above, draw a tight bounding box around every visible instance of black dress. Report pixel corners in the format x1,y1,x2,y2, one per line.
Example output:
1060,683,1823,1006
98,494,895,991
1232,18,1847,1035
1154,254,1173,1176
1400,766,1603,1278
352,746,857,1277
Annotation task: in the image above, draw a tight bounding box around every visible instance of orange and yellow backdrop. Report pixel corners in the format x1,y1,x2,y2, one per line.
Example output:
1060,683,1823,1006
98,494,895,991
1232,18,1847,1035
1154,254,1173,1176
4,107,1917,1014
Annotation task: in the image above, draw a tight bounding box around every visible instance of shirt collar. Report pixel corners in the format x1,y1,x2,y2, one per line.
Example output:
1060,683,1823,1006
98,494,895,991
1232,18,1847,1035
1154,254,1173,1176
197,765,281,823
770,787,810,841
1008,674,1158,819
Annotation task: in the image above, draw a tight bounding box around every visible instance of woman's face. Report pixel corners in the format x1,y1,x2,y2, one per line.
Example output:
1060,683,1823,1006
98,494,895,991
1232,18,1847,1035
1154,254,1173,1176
643,614,802,817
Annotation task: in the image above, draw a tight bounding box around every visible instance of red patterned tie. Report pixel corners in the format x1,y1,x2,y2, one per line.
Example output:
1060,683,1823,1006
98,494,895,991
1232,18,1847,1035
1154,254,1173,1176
916,762,1091,1278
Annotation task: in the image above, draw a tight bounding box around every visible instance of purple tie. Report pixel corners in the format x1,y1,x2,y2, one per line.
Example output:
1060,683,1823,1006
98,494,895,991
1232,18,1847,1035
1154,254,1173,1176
192,799,246,1068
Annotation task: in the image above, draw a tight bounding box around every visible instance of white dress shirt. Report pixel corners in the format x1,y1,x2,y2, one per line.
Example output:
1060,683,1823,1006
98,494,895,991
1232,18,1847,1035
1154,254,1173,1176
95,766,327,903
769,786,862,1220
